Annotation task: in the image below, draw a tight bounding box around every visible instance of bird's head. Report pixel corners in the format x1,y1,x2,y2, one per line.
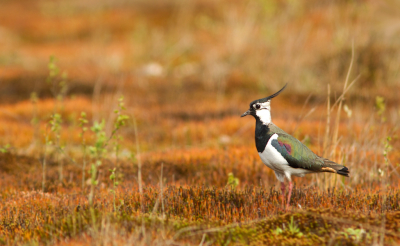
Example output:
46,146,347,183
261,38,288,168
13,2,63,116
241,84,287,124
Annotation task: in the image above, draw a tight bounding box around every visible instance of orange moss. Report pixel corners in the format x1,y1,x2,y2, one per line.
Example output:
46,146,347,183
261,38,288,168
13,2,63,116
0,0,399,244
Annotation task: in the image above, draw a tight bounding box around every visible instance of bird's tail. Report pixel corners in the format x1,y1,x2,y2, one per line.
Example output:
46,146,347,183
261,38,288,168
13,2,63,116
321,159,350,177
336,166,350,176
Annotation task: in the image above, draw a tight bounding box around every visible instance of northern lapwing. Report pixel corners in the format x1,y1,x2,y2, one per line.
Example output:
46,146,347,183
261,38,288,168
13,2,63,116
241,84,349,209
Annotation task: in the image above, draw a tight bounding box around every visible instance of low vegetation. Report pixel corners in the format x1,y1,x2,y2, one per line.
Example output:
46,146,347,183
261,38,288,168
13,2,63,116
0,0,399,245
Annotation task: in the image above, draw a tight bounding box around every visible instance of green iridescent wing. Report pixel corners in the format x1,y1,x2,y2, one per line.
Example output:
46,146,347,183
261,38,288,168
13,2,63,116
268,124,349,176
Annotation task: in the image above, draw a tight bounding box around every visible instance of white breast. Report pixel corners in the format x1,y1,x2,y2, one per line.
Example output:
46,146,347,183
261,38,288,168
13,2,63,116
258,134,288,172
258,133,312,181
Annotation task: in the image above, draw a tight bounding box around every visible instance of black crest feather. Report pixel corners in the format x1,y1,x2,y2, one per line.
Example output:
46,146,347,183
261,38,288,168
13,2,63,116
250,83,287,106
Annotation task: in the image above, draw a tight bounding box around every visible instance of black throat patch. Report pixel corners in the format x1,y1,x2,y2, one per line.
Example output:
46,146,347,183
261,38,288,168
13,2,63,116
255,118,274,153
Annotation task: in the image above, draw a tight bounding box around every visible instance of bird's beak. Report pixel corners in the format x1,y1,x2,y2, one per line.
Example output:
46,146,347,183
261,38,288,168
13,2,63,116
241,109,250,117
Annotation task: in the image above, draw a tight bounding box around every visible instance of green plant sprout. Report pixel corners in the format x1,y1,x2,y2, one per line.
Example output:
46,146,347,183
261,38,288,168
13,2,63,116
109,168,119,212
88,120,106,206
384,137,393,178
375,96,386,122
42,123,52,192
41,56,69,184
50,113,63,181
79,112,89,190
88,96,129,206
0,144,10,153
226,172,239,189
383,137,392,166
112,96,129,161
288,216,303,237
272,227,283,235
110,96,129,211
340,228,371,242
46,55,68,111
109,96,129,144
272,217,303,237
42,112,64,190
50,113,62,135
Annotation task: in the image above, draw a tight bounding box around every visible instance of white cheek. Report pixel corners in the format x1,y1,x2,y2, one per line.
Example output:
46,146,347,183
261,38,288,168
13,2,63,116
256,109,271,124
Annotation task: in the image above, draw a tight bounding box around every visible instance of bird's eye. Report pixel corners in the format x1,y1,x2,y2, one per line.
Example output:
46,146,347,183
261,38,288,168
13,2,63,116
255,104,261,109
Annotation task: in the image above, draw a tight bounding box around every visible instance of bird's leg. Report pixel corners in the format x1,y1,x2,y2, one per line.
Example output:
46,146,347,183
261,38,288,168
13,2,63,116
286,181,294,210
280,182,286,208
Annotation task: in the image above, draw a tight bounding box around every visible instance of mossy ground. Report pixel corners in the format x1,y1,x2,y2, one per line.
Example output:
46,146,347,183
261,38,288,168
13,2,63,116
1,0,400,245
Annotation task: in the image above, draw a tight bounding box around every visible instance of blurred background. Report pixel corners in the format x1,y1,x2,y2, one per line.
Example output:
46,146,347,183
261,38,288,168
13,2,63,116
2,2,400,244
0,0,399,188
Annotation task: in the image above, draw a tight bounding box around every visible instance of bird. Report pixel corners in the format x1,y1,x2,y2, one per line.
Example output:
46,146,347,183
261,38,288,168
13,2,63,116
241,84,349,209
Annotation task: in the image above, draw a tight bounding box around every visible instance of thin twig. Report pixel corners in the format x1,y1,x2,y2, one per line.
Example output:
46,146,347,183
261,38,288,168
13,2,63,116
332,41,355,160
199,234,206,246
133,116,143,211
322,82,331,190
329,74,361,114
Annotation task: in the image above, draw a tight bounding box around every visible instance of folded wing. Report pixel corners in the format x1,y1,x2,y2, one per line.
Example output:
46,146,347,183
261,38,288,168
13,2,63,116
270,130,349,177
